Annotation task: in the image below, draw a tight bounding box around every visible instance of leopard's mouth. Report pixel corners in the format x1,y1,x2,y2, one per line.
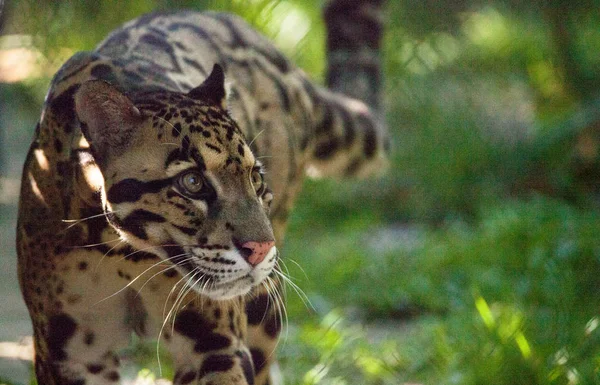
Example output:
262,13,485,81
179,246,277,299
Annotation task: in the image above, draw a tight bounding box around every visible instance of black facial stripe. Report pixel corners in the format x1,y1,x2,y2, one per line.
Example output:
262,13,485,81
165,148,188,167
120,209,166,240
163,243,195,272
189,146,206,170
173,224,198,236
107,178,172,204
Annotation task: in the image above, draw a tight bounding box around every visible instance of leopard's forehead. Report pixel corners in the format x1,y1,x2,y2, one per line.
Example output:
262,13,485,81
134,91,254,172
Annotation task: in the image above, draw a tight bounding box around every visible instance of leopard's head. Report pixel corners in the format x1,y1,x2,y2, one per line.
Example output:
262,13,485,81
74,64,276,299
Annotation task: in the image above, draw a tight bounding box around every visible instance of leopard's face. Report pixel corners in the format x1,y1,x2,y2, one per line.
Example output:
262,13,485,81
75,67,277,300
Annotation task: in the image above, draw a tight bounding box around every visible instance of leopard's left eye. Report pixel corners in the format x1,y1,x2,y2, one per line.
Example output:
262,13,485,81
250,169,263,193
179,171,204,194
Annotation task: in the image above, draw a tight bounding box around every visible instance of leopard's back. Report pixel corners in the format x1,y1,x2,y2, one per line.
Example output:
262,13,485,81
93,10,389,237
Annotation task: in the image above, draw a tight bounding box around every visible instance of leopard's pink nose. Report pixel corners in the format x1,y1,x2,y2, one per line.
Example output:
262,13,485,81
240,241,275,266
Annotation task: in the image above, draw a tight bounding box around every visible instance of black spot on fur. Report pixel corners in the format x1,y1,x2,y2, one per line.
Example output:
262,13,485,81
174,310,215,339
175,370,197,384
173,310,231,353
50,84,80,134
64,380,85,385
172,122,182,137
314,139,340,160
198,355,234,378
245,294,269,325
54,138,63,153
338,106,355,146
47,313,77,361
250,348,266,374
238,350,255,385
86,363,104,374
362,117,377,158
316,107,334,135
194,333,231,353
105,371,120,381
84,331,95,345
90,63,117,83
264,311,282,338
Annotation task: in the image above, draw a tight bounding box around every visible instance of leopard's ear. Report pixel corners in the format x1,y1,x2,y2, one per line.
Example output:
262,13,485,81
188,63,227,109
75,80,143,164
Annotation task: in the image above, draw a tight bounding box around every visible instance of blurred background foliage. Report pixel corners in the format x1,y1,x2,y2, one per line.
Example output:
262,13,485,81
1,0,600,384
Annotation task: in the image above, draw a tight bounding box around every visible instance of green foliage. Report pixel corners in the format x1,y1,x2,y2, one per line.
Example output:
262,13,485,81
283,197,600,384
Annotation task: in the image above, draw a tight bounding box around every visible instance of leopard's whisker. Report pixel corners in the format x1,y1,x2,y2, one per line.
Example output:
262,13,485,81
161,260,197,320
61,210,122,228
134,262,184,297
157,269,198,376
263,276,287,357
248,129,265,147
94,255,190,306
274,269,313,312
94,239,127,272
70,238,122,248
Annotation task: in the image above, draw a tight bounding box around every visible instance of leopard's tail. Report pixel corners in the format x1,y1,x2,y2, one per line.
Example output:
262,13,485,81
304,86,390,178
305,0,390,178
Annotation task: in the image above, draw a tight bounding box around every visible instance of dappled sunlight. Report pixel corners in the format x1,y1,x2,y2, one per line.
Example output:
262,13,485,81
33,148,49,171
268,2,311,50
0,35,75,83
0,338,33,361
463,8,510,50
398,33,461,75
0,46,43,83
585,317,598,335
28,171,48,207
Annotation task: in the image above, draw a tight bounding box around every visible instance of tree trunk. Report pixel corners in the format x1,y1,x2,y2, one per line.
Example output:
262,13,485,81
324,0,385,114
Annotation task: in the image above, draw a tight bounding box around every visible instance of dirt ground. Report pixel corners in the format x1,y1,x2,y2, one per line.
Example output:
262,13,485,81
0,198,34,384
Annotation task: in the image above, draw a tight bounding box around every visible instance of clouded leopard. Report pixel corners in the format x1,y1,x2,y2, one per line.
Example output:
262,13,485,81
17,4,388,385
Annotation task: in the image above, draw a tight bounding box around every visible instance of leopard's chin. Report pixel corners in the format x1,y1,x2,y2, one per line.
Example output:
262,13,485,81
199,275,256,300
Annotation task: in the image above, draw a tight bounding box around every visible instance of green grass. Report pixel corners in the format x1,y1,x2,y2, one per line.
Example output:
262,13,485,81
280,196,600,385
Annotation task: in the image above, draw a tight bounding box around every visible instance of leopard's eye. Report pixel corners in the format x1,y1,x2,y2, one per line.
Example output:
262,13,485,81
180,171,204,194
250,169,263,193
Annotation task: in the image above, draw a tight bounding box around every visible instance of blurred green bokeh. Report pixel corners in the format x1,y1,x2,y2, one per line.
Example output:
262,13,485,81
2,1,600,384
